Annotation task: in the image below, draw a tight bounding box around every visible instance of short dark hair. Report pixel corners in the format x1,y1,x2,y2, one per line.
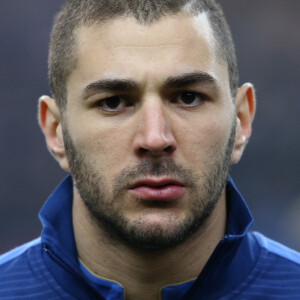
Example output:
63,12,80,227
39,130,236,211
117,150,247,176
49,0,238,111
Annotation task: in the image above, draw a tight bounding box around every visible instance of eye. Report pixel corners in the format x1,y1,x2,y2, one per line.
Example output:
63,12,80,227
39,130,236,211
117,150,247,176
173,91,207,107
96,96,127,112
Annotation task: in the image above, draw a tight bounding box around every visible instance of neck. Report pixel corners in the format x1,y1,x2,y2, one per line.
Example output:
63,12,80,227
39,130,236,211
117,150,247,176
72,189,227,300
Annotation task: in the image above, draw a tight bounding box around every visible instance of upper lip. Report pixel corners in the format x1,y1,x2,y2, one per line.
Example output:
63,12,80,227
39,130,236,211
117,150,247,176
129,177,185,189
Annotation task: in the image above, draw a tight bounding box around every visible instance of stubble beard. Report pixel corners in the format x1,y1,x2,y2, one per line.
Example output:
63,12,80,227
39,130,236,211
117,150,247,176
63,120,236,252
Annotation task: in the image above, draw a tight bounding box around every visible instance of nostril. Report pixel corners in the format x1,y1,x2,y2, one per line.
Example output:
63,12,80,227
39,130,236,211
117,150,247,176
139,148,148,155
165,145,174,153
137,145,175,156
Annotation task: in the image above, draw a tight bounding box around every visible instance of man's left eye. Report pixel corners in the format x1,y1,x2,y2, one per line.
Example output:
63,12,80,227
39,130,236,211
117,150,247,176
174,91,206,107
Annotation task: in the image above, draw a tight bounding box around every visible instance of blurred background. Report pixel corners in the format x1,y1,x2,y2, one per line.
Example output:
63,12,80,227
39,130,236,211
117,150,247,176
0,0,299,254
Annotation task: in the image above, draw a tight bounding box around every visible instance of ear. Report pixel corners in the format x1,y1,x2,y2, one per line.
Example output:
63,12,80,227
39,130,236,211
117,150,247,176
38,95,70,171
231,83,256,164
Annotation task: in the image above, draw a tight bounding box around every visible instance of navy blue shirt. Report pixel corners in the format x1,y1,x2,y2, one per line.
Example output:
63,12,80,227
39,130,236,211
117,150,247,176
1,176,300,299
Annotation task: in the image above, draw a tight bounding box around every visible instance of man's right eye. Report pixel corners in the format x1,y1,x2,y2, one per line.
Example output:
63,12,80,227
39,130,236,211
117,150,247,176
96,96,126,112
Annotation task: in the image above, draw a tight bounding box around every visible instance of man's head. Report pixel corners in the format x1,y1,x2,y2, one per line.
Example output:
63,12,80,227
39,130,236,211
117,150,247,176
39,0,255,251
49,0,238,112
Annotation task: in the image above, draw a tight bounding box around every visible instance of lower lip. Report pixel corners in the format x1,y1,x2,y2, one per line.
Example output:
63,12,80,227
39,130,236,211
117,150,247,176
129,185,185,201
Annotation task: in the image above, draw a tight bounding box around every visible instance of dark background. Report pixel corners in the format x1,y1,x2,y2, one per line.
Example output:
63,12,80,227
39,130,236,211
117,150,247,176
0,1,299,254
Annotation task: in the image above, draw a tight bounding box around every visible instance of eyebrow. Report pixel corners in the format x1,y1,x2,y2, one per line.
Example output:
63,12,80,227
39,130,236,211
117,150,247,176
82,71,218,99
164,72,218,89
82,79,138,99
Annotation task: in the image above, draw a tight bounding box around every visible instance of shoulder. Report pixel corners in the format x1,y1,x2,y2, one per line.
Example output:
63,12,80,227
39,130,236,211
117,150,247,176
235,232,300,299
0,237,41,268
0,238,57,299
251,231,300,268
0,238,42,282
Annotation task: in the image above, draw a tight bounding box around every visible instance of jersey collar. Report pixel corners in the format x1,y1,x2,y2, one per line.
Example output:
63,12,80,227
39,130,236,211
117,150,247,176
39,175,255,300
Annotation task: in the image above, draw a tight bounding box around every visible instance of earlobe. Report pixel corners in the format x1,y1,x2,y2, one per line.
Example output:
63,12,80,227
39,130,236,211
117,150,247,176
38,96,70,171
231,83,256,164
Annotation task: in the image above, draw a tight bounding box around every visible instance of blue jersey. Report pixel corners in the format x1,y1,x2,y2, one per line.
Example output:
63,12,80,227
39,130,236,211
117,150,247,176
1,176,300,299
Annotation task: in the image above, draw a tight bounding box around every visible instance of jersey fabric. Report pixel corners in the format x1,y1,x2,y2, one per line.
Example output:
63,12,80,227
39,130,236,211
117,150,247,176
0,176,299,299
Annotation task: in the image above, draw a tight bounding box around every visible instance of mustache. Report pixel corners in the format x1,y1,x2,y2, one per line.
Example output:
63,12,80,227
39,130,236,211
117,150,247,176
113,158,198,192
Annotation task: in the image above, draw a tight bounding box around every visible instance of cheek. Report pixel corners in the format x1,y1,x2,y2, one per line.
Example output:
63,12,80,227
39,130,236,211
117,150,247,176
70,119,133,178
177,116,233,167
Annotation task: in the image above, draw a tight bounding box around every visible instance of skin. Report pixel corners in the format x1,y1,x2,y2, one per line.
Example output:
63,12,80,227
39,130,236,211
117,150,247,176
39,12,255,300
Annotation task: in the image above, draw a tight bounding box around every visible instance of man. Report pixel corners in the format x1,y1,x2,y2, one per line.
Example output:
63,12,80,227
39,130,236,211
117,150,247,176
0,0,299,299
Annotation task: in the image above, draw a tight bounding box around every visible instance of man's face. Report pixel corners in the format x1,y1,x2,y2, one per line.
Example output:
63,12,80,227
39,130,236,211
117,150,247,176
63,13,236,250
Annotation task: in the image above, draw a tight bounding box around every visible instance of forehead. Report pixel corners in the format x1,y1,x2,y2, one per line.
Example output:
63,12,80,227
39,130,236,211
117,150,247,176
68,13,228,93
76,12,215,47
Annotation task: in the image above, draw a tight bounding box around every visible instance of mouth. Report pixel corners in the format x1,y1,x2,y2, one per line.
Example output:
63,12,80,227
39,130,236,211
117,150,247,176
128,177,185,201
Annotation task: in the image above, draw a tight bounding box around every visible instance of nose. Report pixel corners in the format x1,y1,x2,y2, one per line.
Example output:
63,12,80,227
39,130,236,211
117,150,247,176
133,99,177,157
